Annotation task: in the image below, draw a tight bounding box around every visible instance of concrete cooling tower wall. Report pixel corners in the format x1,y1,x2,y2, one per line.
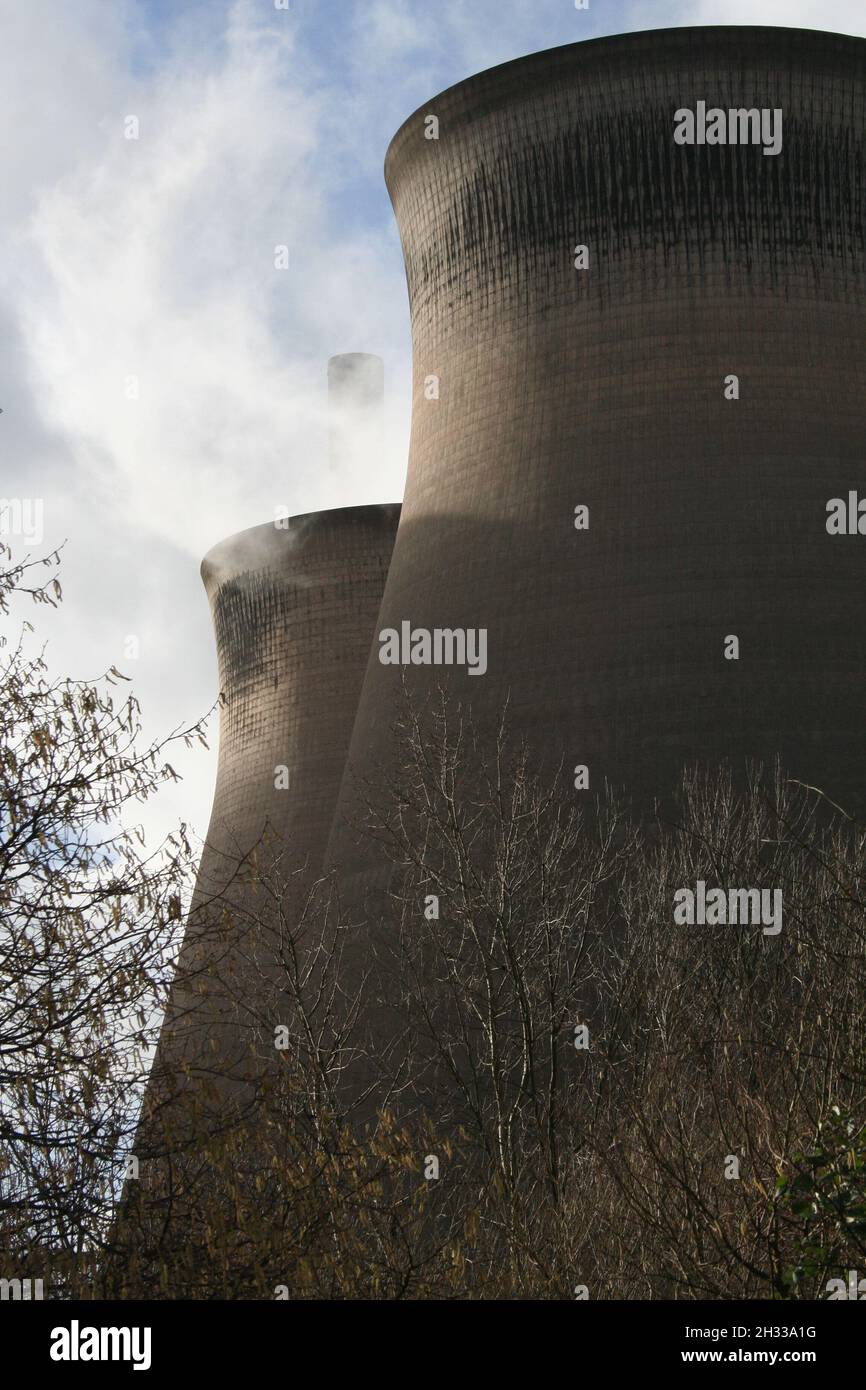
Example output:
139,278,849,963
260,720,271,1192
326,26,866,891
143,503,400,1121
194,504,400,901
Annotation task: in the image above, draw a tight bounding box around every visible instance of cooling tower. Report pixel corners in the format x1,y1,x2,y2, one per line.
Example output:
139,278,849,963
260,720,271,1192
328,353,385,473
195,504,399,894
143,503,400,1125
327,26,866,892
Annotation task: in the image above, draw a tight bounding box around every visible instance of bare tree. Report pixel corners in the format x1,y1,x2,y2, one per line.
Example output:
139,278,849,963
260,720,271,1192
0,540,208,1295
111,841,464,1300
348,690,630,1296
8,584,861,1302
587,765,866,1298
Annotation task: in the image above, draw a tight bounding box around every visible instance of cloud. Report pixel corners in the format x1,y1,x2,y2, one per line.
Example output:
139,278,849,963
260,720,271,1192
676,0,864,30
3,0,865,868
15,3,408,562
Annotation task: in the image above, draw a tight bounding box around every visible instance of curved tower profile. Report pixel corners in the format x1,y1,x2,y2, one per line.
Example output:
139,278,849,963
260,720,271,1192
144,502,400,1123
195,504,399,896
327,27,866,891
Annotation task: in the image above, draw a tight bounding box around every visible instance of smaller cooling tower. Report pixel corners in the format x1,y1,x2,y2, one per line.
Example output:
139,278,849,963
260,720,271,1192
141,503,400,1134
195,504,400,898
328,353,385,474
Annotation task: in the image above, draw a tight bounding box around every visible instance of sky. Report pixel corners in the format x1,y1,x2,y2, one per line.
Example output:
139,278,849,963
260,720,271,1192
2,0,864,870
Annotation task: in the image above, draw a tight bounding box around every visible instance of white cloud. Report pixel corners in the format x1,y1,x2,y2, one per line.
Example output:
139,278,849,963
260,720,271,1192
15,4,407,562
675,1,864,30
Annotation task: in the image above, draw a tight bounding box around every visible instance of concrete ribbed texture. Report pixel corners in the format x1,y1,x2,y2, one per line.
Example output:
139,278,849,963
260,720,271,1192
143,504,400,1119
327,27,866,893
196,505,400,899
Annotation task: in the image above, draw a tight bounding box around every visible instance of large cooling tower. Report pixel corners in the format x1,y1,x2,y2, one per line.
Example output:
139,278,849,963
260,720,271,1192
327,27,866,888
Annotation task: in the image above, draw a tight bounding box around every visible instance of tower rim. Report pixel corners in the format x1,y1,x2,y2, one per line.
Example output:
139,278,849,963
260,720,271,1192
384,24,866,191
199,503,402,596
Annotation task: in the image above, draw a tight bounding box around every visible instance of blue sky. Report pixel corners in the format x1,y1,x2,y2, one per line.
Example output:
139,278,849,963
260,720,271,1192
1,0,863,862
